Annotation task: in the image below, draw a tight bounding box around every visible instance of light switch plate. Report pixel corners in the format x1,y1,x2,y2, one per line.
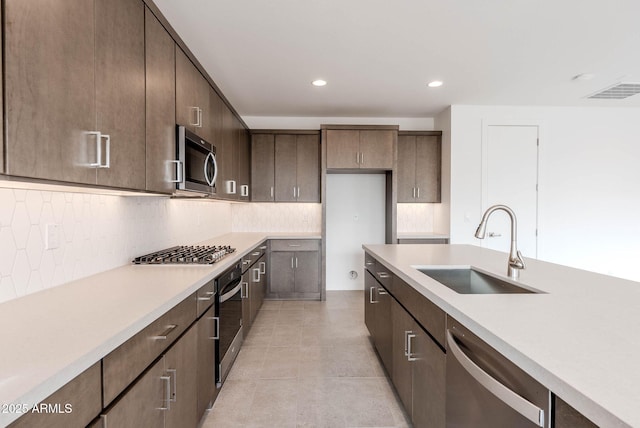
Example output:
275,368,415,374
46,224,60,250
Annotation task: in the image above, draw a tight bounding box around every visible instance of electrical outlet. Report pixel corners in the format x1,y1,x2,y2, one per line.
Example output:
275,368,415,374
46,224,60,250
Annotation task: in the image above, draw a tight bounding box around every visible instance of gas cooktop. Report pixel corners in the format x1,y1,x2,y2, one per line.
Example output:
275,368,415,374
132,245,236,265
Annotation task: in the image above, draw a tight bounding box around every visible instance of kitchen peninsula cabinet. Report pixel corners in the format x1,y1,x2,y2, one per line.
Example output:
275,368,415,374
145,6,176,194
241,243,267,332
251,131,320,202
268,239,321,299
397,132,441,202
325,127,396,170
4,0,145,189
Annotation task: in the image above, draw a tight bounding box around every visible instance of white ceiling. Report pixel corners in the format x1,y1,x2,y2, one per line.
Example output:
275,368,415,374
153,0,640,118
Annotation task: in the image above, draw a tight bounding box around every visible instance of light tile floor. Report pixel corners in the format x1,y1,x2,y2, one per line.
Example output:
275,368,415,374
201,291,411,428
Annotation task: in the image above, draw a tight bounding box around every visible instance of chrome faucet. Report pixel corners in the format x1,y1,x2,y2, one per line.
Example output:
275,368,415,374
475,205,526,279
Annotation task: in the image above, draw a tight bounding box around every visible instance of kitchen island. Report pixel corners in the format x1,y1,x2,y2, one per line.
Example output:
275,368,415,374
363,243,640,428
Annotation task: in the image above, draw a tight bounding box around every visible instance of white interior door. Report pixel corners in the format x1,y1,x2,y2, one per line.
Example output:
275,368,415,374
326,174,386,290
482,125,538,258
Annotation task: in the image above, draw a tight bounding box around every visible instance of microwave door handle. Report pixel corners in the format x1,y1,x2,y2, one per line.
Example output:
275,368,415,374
204,152,217,187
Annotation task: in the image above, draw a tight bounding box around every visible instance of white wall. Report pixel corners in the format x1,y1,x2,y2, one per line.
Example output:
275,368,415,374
243,116,434,130
0,187,232,303
326,175,386,290
448,105,640,281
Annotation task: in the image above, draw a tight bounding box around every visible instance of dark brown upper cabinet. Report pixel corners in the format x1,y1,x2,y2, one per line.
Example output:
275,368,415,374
237,127,251,201
325,128,396,170
251,134,276,202
145,6,176,194
252,131,320,203
397,132,441,203
4,0,145,190
175,47,211,141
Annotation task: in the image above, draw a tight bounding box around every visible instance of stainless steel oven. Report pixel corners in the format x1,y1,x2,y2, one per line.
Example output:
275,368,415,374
174,125,218,196
215,261,243,385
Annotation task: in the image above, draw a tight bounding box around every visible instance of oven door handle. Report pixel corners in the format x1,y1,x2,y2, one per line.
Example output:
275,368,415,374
220,282,242,303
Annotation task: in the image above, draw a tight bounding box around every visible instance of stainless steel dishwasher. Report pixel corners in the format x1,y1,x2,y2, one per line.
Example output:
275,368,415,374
446,316,550,427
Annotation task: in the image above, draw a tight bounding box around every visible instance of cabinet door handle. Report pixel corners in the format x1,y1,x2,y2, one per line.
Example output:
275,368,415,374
293,187,296,198
288,244,301,247
208,316,220,339
240,282,248,298
259,261,266,274
100,134,110,168
356,152,360,164
99,414,107,428
153,324,178,340
270,186,274,198
189,106,199,127
295,257,298,268
360,152,364,165
369,286,378,303
88,131,102,168
404,330,411,356
159,375,171,410
166,368,177,402
417,187,420,198
168,160,183,183
242,260,251,266
407,333,417,361
252,267,260,282
198,107,203,128
291,257,294,269
297,186,300,199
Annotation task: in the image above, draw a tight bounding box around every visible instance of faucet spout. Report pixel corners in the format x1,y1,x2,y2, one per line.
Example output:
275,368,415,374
475,205,526,279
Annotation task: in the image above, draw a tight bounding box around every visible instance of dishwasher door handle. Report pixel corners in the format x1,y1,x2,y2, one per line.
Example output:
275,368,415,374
446,330,545,427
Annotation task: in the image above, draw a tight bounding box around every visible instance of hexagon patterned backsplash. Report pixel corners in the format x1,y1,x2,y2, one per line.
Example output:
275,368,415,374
397,203,435,233
231,203,321,232
0,188,231,303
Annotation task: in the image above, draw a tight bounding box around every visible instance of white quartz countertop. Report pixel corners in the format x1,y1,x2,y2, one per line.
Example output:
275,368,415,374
0,232,319,426
362,243,640,428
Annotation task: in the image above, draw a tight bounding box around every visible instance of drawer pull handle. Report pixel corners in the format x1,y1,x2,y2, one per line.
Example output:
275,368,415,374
365,261,374,266
197,291,215,301
208,316,220,339
252,251,261,256
369,286,378,304
288,244,301,247
377,272,390,279
377,287,388,295
260,245,267,250
242,260,251,265
407,333,417,361
260,261,266,274
153,324,177,340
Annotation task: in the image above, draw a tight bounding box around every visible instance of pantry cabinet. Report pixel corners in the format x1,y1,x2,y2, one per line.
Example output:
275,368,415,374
397,132,441,203
325,128,396,170
145,6,176,194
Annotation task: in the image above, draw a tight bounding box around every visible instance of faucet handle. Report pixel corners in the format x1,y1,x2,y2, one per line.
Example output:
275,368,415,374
513,250,526,270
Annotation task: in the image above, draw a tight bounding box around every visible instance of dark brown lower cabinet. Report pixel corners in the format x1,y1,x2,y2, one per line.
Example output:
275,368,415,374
268,240,320,299
364,269,393,375
98,324,198,428
554,396,598,428
390,298,445,428
242,254,266,333
196,305,217,419
8,363,101,428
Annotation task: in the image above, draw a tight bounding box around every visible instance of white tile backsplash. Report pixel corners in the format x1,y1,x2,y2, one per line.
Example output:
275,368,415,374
397,203,436,233
232,203,321,233
0,187,232,303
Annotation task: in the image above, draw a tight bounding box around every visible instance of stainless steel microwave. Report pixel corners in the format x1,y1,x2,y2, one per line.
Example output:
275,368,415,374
174,125,218,196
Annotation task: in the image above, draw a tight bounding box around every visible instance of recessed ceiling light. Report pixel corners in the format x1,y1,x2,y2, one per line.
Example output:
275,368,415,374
312,79,327,87
428,80,443,88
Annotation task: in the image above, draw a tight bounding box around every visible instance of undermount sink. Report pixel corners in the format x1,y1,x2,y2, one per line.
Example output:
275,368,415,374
415,267,540,294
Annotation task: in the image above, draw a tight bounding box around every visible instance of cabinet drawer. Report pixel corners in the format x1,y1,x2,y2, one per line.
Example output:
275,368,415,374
102,295,196,406
196,279,216,318
270,239,319,252
364,252,376,274
392,276,446,348
373,260,394,290
9,362,101,428
242,242,267,272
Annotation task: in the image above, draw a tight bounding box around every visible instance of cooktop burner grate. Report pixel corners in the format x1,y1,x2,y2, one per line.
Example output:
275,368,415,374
132,245,236,265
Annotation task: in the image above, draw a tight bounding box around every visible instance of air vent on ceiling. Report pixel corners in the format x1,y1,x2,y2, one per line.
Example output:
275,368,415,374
588,82,640,99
